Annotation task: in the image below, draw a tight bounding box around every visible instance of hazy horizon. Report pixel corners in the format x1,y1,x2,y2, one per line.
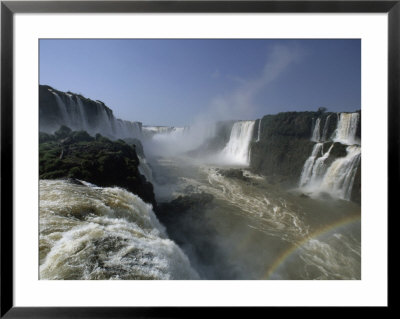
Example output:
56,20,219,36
40,39,361,126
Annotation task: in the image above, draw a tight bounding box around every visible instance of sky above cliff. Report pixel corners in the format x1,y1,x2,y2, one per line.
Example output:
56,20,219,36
40,39,360,126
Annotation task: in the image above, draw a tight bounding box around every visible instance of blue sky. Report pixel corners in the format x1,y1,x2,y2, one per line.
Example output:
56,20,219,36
40,39,360,126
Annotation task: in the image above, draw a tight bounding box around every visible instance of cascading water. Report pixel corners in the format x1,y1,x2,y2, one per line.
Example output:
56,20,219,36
138,156,154,184
299,143,323,187
94,101,114,137
42,87,142,140
333,112,360,145
320,145,361,200
52,92,92,133
299,112,361,201
311,118,321,142
256,118,262,142
66,95,84,130
39,85,361,280
309,143,335,185
43,88,152,183
75,96,89,129
113,119,142,140
51,92,71,128
220,121,255,166
321,114,332,141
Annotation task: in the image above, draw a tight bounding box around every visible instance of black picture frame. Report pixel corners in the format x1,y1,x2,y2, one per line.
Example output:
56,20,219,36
1,0,396,317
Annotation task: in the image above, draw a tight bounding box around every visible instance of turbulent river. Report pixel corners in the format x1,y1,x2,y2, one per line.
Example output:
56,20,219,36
39,155,361,280
150,157,361,280
38,92,361,280
39,179,199,280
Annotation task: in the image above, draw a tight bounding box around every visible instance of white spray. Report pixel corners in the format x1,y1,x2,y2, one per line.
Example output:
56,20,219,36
333,112,360,145
220,121,256,166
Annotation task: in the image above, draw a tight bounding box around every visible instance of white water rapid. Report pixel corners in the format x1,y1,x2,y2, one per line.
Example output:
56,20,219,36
149,158,361,280
39,179,199,280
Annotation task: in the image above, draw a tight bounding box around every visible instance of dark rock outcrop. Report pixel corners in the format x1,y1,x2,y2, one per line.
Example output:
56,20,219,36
351,159,361,204
356,109,361,141
123,138,145,158
250,131,315,186
215,168,250,182
39,126,157,207
157,193,237,279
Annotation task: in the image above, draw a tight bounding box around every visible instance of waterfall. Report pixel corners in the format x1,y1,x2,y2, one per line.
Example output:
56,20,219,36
51,92,71,128
321,114,332,141
311,118,321,142
333,112,360,145
42,88,142,140
299,111,361,201
256,118,262,142
320,145,361,200
138,156,154,184
220,121,255,165
94,101,114,137
52,92,90,132
114,119,142,139
63,94,91,132
299,143,323,187
309,143,335,185
76,97,89,130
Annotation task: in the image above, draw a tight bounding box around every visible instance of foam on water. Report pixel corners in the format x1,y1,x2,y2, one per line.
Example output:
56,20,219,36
180,166,310,242
39,179,199,280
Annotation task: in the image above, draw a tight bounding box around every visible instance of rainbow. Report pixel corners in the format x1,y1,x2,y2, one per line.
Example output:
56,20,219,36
263,214,361,279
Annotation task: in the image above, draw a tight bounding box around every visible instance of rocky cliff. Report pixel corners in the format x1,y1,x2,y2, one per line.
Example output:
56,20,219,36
249,111,361,204
39,126,157,207
39,85,142,139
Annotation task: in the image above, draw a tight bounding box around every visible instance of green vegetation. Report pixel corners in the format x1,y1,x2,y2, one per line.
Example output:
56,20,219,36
39,126,156,206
